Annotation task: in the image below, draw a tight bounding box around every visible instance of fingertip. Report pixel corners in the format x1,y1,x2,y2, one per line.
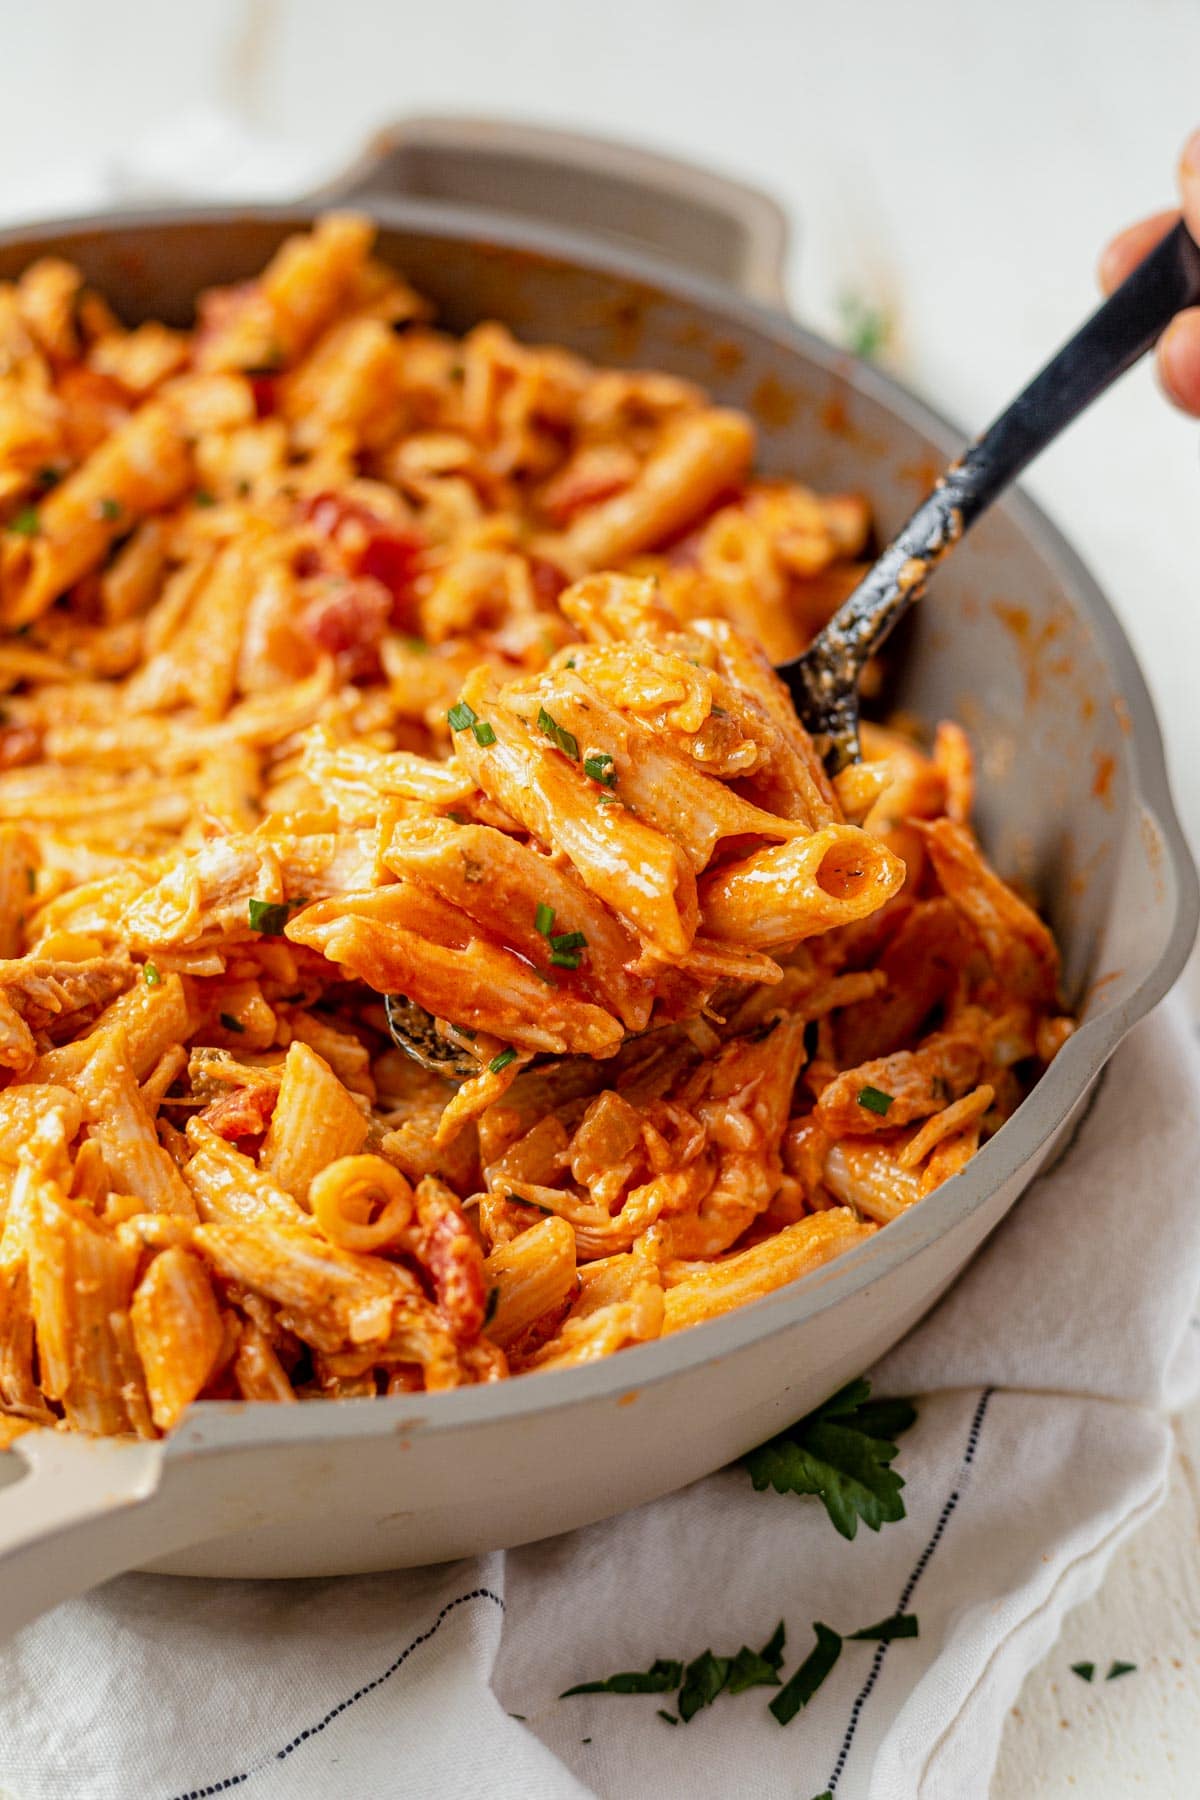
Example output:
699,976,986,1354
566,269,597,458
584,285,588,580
1157,309,1200,416
1180,128,1200,238
1097,211,1180,294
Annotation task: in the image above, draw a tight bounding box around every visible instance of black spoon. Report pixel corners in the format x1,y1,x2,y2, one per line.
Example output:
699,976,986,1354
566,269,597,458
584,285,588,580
388,218,1200,1076
784,217,1200,770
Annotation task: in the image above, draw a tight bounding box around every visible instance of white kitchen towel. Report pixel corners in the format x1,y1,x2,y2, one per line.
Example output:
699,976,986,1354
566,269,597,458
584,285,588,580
0,114,1198,1800
0,1000,1194,1800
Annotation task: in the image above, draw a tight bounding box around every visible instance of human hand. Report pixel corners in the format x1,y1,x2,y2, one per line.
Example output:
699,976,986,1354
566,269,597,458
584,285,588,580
1098,129,1200,414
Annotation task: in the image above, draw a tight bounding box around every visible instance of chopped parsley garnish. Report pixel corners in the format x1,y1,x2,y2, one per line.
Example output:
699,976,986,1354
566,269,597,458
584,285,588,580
447,700,477,733
535,902,555,937
548,928,587,970
838,289,893,361
35,464,64,490
1071,1662,1096,1683
726,1622,786,1695
1106,1661,1137,1681
537,706,579,760
471,719,497,747
142,962,162,986
219,1012,245,1034
769,1622,842,1726
857,1084,894,1117
678,1650,730,1722
489,1047,518,1074
247,897,293,935
744,1377,917,1539
561,1659,683,1698
565,657,577,670
597,791,619,805
847,1612,918,1643
96,497,122,521
583,750,616,787
194,488,217,507
8,507,40,537
559,1609,911,1729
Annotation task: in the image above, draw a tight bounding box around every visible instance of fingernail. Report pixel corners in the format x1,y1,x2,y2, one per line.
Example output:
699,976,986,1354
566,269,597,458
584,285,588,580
1181,128,1200,178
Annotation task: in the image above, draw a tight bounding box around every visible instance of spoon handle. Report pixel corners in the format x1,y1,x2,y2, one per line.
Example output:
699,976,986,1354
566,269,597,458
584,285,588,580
785,219,1200,687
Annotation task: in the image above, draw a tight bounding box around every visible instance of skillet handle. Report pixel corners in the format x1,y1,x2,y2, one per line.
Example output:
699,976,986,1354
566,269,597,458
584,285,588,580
312,115,791,307
0,1431,166,1638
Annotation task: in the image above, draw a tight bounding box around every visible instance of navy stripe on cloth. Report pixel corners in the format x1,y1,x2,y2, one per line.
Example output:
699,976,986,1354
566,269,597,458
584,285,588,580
825,1386,994,1793
168,1586,505,1800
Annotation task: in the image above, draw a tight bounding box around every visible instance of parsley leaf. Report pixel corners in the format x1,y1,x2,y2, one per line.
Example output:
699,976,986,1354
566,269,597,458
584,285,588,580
848,1612,918,1642
678,1650,730,1722
194,488,217,507
447,700,477,733
537,706,579,760
727,1621,786,1694
857,1084,894,1116
744,1378,917,1539
1106,1661,1137,1680
583,750,616,787
142,962,161,987
7,506,40,537
561,1658,683,1697
247,897,294,936
1071,1662,1096,1683
97,496,122,521
770,1622,842,1725
838,290,893,362
489,1047,518,1074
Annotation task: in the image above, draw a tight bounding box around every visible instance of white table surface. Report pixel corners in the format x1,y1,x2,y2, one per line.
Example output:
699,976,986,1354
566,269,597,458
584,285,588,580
1,2,1197,1791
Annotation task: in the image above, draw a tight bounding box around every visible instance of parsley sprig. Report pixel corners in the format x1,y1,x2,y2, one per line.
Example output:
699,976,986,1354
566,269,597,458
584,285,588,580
857,1084,895,1117
744,1377,917,1539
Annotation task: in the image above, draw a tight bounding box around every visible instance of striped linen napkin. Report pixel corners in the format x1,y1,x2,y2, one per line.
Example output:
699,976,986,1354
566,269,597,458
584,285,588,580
0,999,1194,1800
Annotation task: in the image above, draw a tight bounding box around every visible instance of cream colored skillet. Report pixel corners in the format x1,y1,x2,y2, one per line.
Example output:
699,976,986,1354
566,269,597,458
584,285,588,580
0,119,1193,1637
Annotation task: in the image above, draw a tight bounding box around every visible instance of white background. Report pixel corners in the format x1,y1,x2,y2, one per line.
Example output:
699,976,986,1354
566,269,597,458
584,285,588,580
1,1,1198,1791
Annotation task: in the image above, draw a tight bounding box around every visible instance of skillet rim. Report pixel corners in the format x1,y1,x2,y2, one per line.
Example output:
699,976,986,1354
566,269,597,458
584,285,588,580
0,195,1193,1448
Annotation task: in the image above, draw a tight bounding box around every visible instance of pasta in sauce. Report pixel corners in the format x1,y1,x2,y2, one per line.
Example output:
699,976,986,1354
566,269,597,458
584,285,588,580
0,216,1073,1438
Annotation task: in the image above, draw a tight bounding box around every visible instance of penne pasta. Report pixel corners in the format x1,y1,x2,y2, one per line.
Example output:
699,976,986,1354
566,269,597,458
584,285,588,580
0,219,1072,1435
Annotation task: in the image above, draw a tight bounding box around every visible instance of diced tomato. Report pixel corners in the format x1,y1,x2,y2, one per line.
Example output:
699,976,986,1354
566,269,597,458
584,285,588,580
527,555,567,606
301,492,426,628
249,374,278,418
199,1085,277,1142
0,724,43,772
419,1199,486,1341
299,577,392,677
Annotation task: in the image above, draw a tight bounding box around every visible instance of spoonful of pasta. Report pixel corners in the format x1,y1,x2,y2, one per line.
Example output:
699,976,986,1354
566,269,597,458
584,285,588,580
374,218,1200,1080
